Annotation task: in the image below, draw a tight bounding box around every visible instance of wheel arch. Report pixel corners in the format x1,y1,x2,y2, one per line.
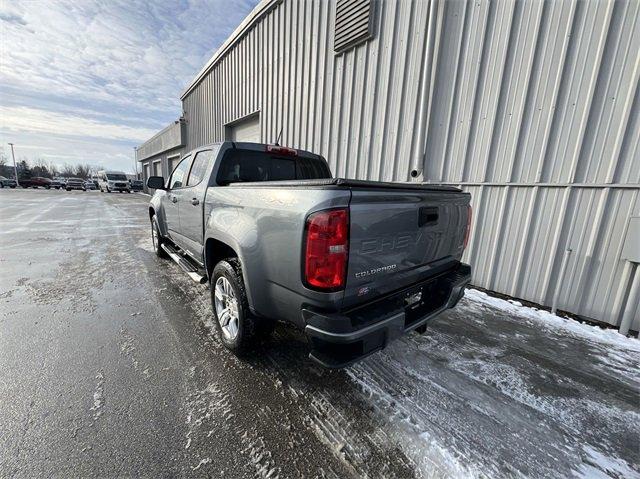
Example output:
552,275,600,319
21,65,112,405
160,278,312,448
204,237,238,280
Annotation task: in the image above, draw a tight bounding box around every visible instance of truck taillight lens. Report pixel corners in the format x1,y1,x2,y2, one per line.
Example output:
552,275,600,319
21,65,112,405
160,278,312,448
463,205,472,249
304,208,349,290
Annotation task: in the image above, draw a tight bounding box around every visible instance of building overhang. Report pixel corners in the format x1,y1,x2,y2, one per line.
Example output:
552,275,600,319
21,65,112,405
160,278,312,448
136,119,186,162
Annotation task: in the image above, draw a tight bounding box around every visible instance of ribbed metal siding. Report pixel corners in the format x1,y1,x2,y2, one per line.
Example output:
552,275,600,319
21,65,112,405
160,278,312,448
334,0,373,53
180,0,639,327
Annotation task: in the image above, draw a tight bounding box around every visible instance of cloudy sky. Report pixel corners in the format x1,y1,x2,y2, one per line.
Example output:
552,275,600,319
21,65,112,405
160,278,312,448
0,0,259,173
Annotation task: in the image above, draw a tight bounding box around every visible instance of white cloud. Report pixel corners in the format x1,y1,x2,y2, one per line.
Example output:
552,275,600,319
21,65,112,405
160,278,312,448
0,105,157,142
0,0,258,171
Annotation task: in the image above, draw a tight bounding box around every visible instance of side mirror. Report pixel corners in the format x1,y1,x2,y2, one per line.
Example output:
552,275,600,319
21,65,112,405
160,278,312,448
147,176,165,189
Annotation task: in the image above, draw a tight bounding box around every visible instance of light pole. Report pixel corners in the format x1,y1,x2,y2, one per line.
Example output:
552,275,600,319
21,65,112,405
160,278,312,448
7,142,19,187
133,147,139,179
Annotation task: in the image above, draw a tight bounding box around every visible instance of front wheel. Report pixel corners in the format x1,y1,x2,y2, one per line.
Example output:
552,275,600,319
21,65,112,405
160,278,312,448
151,215,168,258
211,259,273,354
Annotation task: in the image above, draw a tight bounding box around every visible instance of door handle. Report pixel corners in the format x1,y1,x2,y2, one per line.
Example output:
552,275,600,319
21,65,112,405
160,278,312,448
191,198,200,206
171,196,178,203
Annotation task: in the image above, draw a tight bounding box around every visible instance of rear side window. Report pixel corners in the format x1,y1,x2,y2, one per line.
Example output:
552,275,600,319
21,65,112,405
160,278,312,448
216,150,331,185
187,150,213,186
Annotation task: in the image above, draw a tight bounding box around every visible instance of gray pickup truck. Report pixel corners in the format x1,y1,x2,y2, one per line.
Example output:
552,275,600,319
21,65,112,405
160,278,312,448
147,142,471,367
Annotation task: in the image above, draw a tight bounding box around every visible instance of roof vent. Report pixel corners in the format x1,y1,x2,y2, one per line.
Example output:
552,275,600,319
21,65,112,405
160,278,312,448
334,0,373,53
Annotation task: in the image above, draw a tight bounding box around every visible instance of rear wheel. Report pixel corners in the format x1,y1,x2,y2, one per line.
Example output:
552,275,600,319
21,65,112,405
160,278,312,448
211,259,273,354
151,215,168,258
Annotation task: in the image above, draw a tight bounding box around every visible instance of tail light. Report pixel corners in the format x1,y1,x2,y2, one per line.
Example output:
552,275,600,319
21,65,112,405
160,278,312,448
463,205,472,249
304,208,349,291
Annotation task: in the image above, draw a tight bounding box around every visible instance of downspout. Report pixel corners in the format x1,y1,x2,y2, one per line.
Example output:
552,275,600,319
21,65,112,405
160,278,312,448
410,0,440,182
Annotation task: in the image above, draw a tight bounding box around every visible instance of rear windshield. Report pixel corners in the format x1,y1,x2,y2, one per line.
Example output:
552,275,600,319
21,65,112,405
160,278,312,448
216,150,331,185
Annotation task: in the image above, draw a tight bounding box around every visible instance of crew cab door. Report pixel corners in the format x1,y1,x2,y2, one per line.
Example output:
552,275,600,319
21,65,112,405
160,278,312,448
163,154,191,242
178,149,216,262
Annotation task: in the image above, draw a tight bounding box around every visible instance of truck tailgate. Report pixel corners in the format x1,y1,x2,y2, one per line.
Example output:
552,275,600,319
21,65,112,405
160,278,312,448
344,187,470,310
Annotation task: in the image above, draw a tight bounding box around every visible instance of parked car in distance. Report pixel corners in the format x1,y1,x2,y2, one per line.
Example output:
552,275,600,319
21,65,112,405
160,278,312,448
65,177,85,191
130,179,144,191
97,170,131,193
49,178,64,189
147,142,472,368
20,177,52,189
54,177,67,188
84,180,97,190
0,176,17,188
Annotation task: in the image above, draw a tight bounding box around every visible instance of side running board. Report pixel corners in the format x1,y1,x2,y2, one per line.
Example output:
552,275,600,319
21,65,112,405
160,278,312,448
161,243,207,284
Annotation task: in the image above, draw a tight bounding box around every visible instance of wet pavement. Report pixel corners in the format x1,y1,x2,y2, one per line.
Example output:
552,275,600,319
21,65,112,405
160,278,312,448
0,188,638,478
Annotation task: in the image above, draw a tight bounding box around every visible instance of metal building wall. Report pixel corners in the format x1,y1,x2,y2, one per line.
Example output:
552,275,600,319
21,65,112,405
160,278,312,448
180,0,639,326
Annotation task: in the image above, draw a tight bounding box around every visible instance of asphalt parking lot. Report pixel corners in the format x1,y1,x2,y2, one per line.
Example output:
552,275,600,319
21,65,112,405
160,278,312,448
1,188,638,478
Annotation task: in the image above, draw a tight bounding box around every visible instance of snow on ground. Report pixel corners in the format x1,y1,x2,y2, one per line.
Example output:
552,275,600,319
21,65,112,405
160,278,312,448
464,288,640,352
344,288,640,479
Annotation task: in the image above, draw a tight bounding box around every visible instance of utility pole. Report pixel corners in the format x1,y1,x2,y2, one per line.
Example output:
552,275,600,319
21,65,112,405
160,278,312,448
133,147,139,179
7,143,19,187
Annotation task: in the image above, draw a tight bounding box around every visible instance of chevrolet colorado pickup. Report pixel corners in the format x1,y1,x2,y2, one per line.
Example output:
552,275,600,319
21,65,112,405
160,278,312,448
147,142,472,367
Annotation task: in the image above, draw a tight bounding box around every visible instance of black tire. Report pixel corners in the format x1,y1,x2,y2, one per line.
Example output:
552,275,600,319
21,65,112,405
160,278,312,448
11,185,16,188
211,258,273,354
151,215,168,258
66,188,71,191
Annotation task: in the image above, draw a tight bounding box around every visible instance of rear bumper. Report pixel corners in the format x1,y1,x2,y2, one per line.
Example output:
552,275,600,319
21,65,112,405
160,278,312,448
303,263,471,368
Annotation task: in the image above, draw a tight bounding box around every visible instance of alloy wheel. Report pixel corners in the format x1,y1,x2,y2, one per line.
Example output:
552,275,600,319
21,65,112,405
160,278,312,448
214,276,240,340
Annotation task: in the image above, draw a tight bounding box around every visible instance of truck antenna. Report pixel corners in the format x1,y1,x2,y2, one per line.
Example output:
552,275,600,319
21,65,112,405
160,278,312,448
275,127,283,146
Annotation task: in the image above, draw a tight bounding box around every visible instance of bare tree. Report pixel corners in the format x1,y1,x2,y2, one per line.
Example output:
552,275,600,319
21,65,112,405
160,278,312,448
74,164,91,179
61,163,75,177
0,148,9,177
30,158,52,178
47,162,59,178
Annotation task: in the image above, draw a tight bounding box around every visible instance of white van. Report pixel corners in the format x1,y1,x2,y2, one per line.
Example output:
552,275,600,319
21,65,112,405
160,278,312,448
97,170,131,193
